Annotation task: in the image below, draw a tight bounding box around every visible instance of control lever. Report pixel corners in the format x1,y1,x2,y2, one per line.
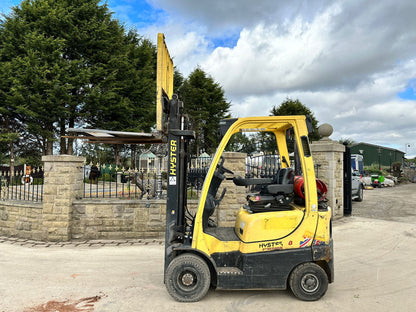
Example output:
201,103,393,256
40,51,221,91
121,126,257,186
214,188,227,206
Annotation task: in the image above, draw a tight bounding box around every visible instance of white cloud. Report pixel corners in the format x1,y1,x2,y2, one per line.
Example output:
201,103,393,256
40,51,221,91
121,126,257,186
150,0,331,35
125,0,416,156
136,20,211,76
2,0,416,157
202,1,416,96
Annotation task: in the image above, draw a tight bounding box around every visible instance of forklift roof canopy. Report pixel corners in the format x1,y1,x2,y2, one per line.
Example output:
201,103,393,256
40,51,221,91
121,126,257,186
65,128,163,144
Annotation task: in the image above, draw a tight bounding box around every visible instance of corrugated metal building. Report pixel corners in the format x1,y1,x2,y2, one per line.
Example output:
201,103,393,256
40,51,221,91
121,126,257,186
350,142,405,167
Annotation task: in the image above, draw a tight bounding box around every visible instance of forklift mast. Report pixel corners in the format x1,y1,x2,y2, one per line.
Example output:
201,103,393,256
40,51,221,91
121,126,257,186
163,95,194,269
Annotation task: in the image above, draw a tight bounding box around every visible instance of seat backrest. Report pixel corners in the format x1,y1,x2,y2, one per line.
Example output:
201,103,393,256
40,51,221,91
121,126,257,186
265,168,294,196
273,168,294,185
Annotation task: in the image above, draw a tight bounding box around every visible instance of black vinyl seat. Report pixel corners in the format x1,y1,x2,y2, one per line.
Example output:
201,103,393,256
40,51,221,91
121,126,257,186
234,168,294,212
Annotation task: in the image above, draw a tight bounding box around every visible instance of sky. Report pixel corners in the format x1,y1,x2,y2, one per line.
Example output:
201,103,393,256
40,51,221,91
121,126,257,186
1,0,416,158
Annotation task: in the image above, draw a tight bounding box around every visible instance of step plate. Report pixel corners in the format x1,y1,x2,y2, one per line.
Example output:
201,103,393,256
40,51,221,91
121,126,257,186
217,267,243,276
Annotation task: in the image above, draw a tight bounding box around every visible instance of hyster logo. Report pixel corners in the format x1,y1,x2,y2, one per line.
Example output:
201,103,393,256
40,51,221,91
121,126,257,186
170,140,177,176
259,241,283,251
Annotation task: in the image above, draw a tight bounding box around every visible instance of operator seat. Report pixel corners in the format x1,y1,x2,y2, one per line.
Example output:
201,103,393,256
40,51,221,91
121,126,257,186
234,167,294,212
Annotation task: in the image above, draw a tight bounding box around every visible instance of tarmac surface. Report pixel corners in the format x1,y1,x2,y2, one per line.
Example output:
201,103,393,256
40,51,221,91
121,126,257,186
1,183,416,312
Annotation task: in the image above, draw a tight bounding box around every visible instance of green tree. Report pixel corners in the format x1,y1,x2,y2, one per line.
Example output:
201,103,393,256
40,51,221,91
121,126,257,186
173,68,184,94
0,0,156,162
179,68,230,155
339,138,356,146
270,98,320,141
84,30,156,133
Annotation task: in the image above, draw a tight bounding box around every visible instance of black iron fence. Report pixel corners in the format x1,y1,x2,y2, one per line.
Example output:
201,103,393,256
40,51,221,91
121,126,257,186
246,154,282,179
83,164,164,199
188,156,211,191
0,154,301,202
0,166,44,202
84,157,214,200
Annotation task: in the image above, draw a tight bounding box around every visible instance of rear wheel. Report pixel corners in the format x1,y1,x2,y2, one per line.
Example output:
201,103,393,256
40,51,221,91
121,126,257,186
355,185,363,202
289,262,328,301
165,253,211,302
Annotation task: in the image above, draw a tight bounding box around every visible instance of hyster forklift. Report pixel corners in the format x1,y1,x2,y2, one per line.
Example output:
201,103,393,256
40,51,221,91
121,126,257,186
163,95,334,302
64,33,333,303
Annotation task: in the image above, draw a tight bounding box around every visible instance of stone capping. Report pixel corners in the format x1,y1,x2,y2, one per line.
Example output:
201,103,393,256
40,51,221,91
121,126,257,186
73,198,165,204
311,141,346,153
0,200,42,209
41,154,86,162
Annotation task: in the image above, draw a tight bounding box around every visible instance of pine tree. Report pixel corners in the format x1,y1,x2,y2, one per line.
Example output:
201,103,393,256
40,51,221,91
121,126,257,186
270,98,320,141
0,0,156,159
179,68,231,155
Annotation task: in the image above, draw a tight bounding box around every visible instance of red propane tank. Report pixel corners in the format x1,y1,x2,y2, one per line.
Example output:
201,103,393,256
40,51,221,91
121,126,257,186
293,176,327,202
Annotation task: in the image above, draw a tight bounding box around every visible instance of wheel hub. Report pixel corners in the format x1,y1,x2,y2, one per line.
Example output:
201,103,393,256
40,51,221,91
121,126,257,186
301,274,319,293
181,272,194,286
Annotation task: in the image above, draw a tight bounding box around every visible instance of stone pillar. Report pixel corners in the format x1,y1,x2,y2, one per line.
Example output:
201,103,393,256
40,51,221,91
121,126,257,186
310,124,345,219
42,155,85,241
216,152,247,227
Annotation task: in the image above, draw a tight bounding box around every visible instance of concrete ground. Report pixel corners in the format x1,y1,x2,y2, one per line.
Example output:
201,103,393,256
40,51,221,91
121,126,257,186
1,183,416,312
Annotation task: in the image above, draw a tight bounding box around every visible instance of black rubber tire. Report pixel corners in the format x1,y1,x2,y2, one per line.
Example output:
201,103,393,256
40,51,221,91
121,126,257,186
355,185,364,202
289,262,328,301
165,253,211,302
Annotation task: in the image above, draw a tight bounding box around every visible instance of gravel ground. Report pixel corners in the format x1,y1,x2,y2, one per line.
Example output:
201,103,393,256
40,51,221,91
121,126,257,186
351,182,416,223
1,183,415,312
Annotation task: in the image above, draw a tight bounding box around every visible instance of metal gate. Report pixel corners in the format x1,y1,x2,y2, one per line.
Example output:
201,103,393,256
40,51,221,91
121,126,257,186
343,143,352,216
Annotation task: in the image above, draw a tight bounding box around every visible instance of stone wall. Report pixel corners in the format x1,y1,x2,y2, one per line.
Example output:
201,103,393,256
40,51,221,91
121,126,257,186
0,137,346,241
71,199,198,240
72,199,163,240
0,201,43,240
215,152,247,227
0,152,200,242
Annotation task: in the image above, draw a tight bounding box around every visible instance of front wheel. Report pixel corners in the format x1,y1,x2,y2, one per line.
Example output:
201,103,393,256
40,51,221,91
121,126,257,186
289,262,328,301
165,253,211,302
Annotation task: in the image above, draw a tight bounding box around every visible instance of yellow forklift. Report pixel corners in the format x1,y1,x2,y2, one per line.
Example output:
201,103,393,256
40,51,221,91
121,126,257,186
67,34,333,303
163,96,334,302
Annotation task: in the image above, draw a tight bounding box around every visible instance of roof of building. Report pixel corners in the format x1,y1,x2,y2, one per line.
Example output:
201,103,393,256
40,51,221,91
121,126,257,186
351,142,405,154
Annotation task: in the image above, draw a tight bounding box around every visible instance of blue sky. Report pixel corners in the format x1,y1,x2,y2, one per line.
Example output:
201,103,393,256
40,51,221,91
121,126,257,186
398,79,416,101
1,0,416,158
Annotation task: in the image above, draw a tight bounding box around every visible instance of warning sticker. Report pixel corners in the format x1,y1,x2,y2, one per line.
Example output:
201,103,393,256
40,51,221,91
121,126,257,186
169,176,176,185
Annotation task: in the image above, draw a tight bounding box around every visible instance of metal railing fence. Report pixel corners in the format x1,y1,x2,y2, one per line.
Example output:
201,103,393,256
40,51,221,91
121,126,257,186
83,157,214,200
245,154,282,179
83,164,163,199
0,167,44,202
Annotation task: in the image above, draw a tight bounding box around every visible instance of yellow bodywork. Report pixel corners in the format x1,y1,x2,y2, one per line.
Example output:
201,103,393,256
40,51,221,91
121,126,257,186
191,116,330,256
156,33,173,132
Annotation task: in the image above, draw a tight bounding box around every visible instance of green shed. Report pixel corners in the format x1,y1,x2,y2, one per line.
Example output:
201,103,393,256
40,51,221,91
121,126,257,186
350,142,405,168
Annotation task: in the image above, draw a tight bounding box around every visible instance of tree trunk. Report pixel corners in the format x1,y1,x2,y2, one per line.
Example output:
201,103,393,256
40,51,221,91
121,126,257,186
67,116,75,155
9,140,14,185
115,145,121,167
60,118,67,154
46,139,54,155
131,145,136,169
